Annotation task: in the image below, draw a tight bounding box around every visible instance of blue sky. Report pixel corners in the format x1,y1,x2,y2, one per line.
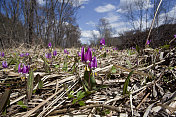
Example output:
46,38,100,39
76,0,176,44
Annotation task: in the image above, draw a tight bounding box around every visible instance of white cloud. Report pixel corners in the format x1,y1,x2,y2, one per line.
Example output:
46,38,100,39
116,8,128,13
95,4,116,13
110,22,126,28
37,0,45,5
80,30,100,44
118,0,153,12
104,13,120,23
81,30,99,38
80,6,85,9
86,21,96,27
70,0,89,7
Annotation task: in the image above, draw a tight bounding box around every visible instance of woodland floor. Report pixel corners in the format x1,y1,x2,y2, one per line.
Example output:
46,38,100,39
0,45,176,117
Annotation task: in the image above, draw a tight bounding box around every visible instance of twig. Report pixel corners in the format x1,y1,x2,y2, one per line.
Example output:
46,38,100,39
49,104,121,115
145,0,163,46
136,92,150,110
22,87,64,117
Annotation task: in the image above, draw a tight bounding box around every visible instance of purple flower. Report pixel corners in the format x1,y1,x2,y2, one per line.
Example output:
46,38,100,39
1,52,4,57
100,46,102,50
81,46,85,62
131,47,135,50
48,42,52,48
87,47,92,62
2,61,8,68
81,46,92,62
174,35,176,38
25,53,29,56
106,49,108,52
93,48,95,52
77,51,81,57
64,49,69,54
100,38,105,45
146,40,150,45
45,53,52,59
19,53,24,57
18,63,30,74
53,50,57,56
89,57,97,68
113,48,115,51
22,64,30,73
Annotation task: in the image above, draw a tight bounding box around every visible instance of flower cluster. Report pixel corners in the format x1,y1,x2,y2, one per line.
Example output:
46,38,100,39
18,63,30,74
45,42,57,58
89,57,97,68
45,53,52,59
2,61,8,68
81,46,97,68
19,53,29,57
0,52,5,57
64,49,69,54
100,38,105,45
48,42,52,48
77,51,81,57
53,50,57,56
146,40,150,45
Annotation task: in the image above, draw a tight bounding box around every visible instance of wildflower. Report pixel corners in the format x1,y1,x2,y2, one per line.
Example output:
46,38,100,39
77,51,81,57
22,64,30,73
2,61,8,68
146,40,150,45
81,46,85,62
174,35,176,38
19,53,25,57
18,63,30,74
45,53,52,59
106,49,108,52
64,49,69,54
100,46,102,50
87,47,92,62
100,38,105,45
131,47,135,50
81,46,92,62
53,50,57,56
113,48,115,51
48,42,52,48
1,52,4,57
89,57,97,68
25,53,29,56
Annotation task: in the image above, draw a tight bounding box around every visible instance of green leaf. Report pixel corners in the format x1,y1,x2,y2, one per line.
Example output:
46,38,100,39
161,44,170,49
17,101,27,109
126,59,132,68
41,55,51,73
68,94,74,99
0,88,11,113
38,80,43,89
76,91,82,98
105,109,110,114
123,71,133,95
78,101,85,106
136,45,140,53
27,70,34,100
77,91,85,100
103,52,106,57
34,74,43,89
14,61,20,72
62,62,68,72
72,99,77,104
54,64,60,69
111,66,116,74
